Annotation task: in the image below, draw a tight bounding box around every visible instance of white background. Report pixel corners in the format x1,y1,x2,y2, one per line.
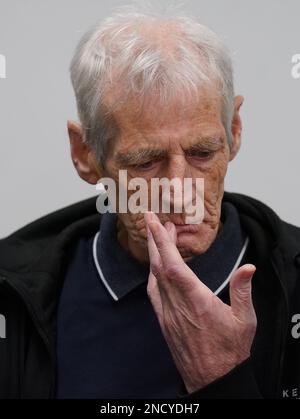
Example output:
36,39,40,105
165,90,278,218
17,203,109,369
0,0,299,237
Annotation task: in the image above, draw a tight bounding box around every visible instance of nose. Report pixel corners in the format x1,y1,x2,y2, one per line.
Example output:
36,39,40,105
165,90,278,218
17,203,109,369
165,153,190,181
162,153,191,215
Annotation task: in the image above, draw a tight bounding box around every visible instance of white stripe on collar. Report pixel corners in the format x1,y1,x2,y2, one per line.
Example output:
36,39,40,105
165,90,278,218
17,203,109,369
93,231,119,301
214,236,249,296
93,231,250,301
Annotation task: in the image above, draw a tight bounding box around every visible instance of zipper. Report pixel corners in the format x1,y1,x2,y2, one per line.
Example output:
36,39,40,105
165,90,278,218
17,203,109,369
270,250,290,398
0,274,56,398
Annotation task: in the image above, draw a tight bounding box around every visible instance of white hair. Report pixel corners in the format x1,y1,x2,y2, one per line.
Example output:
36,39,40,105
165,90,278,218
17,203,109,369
70,10,235,166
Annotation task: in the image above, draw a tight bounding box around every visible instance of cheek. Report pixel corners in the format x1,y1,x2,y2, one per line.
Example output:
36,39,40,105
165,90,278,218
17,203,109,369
201,157,228,214
119,212,147,240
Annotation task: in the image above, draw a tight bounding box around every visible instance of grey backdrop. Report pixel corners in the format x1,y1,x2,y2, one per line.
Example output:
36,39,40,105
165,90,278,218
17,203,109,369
0,0,299,237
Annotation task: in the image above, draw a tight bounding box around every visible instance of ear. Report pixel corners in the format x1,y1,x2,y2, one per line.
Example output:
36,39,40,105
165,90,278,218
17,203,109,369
67,120,102,184
229,95,244,161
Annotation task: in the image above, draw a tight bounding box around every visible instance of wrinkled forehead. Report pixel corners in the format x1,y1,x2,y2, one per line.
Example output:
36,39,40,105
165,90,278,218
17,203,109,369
110,85,223,137
108,90,224,149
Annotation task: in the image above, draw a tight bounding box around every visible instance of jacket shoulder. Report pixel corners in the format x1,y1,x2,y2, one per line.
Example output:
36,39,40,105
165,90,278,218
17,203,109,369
3,196,98,242
0,196,99,273
280,220,300,250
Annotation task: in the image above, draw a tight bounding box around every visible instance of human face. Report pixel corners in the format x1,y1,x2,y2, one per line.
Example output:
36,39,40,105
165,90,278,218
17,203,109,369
100,89,241,263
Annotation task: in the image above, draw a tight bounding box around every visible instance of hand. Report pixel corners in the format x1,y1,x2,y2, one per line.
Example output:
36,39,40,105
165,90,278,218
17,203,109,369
144,211,257,393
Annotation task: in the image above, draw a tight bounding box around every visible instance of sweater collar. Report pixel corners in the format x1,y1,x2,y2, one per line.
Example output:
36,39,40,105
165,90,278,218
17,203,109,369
93,202,248,301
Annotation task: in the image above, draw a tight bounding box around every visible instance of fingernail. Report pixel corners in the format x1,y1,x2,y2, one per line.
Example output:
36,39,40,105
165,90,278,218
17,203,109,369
144,211,155,224
152,212,161,223
148,221,159,234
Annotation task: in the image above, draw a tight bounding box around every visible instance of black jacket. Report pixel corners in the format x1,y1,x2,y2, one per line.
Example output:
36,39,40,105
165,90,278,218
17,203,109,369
0,192,300,399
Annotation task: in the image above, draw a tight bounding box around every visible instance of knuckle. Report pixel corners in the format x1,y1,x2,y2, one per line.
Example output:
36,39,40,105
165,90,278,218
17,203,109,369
164,263,182,279
150,263,160,278
236,287,251,301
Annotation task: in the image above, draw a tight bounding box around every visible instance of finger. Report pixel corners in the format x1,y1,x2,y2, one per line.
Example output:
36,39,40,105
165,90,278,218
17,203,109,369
144,214,163,279
147,271,165,331
230,264,257,322
145,217,183,309
144,213,165,302
145,212,205,294
145,213,176,301
147,212,185,270
164,221,177,244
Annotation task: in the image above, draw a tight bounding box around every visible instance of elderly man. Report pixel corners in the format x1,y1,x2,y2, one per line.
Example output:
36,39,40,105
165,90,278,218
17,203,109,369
0,11,300,400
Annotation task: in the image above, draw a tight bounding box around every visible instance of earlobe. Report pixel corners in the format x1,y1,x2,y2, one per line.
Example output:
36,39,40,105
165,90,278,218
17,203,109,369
229,95,244,161
67,120,101,184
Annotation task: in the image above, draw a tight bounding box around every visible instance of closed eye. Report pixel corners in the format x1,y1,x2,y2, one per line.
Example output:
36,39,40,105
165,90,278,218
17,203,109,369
133,159,161,171
186,150,214,160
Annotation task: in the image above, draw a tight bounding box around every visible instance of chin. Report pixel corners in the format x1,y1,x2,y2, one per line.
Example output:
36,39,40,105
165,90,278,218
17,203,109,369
176,227,216,259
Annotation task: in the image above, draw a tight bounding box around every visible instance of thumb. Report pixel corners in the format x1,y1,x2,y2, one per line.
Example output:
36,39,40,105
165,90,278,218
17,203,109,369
230,264,256,320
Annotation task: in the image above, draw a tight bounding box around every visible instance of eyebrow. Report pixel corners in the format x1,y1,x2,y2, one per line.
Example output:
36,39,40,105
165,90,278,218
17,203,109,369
184,137,224,153
115,148,168,166
115,137,224,166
